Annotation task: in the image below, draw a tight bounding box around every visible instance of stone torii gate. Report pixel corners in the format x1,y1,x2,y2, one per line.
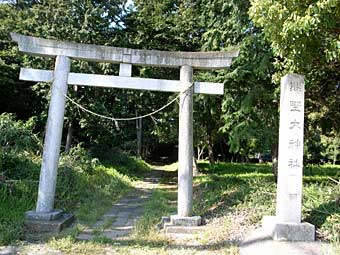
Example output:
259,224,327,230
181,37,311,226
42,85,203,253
11,33,238,229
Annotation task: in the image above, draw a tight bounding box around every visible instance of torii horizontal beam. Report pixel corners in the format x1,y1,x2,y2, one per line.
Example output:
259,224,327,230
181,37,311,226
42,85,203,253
11,33,238,69
20,68,224,95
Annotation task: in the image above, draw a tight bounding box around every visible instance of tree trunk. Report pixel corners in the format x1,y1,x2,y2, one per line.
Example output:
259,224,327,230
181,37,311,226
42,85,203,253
272,143,279,182
65,121,73,153
218,140,225,161
193,156,199,176
136,117,142,158
197,145,204,161
259,153,263,163
65,85,78,154
207,135,215,164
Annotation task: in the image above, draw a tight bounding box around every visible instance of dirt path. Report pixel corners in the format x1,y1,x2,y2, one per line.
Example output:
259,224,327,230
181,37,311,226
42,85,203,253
0,169,164,255
77,169,163,241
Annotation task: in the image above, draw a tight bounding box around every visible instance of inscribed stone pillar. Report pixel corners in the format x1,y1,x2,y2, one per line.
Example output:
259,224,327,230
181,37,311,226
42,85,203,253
276,74,305,223
178,65,194,217
36,55,70,213
262,73,314,241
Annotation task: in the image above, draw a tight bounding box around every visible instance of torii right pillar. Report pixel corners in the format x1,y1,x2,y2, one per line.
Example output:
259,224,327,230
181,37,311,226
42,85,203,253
170,65,202,226
262,74,315,241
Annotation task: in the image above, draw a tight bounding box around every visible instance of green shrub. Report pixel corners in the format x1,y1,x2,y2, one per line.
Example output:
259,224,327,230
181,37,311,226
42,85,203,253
0,180,37,244
0,113,39,151
91,147,151,179
0,114,149,245
0,113,41,244
56,146,133,223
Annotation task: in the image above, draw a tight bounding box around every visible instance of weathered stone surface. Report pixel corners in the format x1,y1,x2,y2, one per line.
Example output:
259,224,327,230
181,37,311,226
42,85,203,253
11,33,238,69
261,74,315,242
76,233,93,241
119,63,132,77
170,215,201,226
156,216,171,230
0,246,16,255
262,216,315,242
77,170,162,241
36,56,70,213
25,214,74,233
276,74,305,223
20,68,224,95
165,225,206,234
101,229,133,239
178,65,194,217
25,210,63,221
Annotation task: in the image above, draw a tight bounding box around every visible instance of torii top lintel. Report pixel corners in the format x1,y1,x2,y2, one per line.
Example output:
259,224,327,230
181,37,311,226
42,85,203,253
11,33,238,70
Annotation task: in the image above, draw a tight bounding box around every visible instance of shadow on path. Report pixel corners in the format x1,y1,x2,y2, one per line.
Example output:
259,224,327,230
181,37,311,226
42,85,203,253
77,169,164,241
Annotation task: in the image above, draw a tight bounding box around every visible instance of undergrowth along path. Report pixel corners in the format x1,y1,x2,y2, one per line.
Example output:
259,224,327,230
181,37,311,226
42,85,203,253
77,169,163,241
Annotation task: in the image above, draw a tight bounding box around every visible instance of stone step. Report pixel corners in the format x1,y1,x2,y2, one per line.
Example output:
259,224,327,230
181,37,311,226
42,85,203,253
101,229,133,239
25,214,75,234
0,246,16,255
77,233,93,241
77,227,134,241
165,225,207,235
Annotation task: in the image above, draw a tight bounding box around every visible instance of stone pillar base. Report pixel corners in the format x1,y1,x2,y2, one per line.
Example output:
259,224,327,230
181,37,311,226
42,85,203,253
25,210,63,221
262,216,315,242
170,215,201,226
25,210,74,233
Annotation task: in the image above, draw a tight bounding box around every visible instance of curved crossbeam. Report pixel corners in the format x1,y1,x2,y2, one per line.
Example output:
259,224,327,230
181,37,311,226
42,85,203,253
11,33,238,69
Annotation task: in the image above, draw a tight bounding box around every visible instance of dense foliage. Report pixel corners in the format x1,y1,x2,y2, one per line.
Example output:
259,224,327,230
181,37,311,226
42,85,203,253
0,0,339,162
249,0,340,163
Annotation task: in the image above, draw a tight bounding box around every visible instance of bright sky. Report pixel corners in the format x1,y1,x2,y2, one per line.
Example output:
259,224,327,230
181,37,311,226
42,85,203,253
0,0,134,5
0,0,14,3
126,0,134,7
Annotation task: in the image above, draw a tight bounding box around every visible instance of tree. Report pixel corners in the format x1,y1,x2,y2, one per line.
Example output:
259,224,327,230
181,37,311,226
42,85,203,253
0,3,44,120
220,33,278,165
126,0,202,51
250,0,340,164
321,131,340,164
1,0,150,153
193,0,253,163
249,0,340,73
200,0,250,50
197,0,279,167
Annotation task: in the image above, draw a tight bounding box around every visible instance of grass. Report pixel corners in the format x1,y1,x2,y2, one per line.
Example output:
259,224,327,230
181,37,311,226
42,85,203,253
124,162,339,254
0,151,41,244
0,145,150,245
194,162,340,243
135,189,176,235
48,162,338,255
1,160,339,254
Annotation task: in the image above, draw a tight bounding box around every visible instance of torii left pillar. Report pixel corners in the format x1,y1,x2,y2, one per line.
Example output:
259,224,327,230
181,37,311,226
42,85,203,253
25,55,75,232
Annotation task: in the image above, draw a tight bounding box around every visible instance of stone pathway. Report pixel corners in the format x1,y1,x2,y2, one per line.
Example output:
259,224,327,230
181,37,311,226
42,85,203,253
77,169,163,241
